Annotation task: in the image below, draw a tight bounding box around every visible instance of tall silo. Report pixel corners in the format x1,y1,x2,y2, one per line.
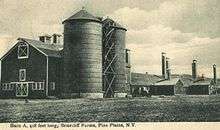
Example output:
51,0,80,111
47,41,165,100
62,9,103,98
102,18,128,98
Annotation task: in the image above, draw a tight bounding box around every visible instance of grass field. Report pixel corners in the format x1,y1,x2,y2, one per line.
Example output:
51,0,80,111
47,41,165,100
0,95,220,122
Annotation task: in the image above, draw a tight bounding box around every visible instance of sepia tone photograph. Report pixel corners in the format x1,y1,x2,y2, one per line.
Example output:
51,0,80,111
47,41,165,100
0,0,220,125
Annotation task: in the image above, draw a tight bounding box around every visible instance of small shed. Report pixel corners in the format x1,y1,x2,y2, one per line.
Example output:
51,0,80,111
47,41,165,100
152,78,185,95
130,73,162,97
187,78,215,95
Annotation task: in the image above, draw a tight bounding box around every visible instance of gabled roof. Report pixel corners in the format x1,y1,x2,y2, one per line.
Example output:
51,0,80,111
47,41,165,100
62,9,101,23
0,38,63,60
18,38,63,58
191,78,213,86
131,73,162,86
155,78,181,86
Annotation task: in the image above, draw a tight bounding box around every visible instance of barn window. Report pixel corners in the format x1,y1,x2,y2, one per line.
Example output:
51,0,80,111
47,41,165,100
40,82,44,90
19,69,26,81
36,83,40,90
6,84,10,90
4,84,7,90
32,83,36,90
1,83,14,91
32,82,44,90
50,82,55,90
18,43,29,59
2,84,6,90
9,84,14,90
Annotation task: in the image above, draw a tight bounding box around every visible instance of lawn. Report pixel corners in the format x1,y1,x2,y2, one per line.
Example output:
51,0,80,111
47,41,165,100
0,95,220,122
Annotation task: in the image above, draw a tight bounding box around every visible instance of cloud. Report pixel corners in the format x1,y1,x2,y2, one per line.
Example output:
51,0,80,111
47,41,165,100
109,0,220,38
127,25,195,46
0,34,16,57
125,24,220,78
107,2,220,78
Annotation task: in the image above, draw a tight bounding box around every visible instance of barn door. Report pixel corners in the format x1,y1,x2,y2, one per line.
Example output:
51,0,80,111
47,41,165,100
16,83,28,97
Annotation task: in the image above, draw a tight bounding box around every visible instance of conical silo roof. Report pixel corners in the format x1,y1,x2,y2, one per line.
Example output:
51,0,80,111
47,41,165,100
102,18,127,31
62,9,101,23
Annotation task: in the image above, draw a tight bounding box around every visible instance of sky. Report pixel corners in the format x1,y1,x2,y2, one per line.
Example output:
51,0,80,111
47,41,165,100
0,0,219,78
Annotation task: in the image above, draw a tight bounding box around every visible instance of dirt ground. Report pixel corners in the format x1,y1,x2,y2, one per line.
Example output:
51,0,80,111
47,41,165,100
0,95,220,122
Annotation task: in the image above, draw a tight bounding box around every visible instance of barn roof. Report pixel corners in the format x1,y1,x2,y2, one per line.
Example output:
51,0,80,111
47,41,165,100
191,78,213,86
18,38,63,58
62,9,101,23
131,73,162,86
155,78,181,86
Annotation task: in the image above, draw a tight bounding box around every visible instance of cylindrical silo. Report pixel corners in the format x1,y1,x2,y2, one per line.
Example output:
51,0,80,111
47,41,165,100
62,9,103,98
102,18,128,97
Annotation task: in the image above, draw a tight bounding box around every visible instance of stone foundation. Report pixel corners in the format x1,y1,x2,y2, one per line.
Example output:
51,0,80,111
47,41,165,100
114,93,127,98
59,92,128,98
79,93,103,98
59,93,80,99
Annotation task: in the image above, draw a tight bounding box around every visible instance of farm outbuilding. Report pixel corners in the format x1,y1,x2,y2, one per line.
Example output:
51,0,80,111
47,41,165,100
151,78,185,95
186,62,218,95
186,78,216,95
0,37,62,98
130,73,162,97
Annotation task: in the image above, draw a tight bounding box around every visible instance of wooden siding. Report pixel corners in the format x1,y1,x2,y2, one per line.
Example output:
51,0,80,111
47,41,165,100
151,85,175,95
187,85,209,95
48,57,62,96
0,42,47,98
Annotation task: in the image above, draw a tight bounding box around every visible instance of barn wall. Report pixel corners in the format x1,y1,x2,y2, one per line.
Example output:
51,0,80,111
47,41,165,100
153,85,174,95
0,43,47,98
48,57,62,96
187,85,209,95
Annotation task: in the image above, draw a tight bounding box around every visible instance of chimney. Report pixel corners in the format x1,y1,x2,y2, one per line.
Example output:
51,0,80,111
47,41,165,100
39,34,52,43
192,60,197,80
213,64,217,84
161,52,167,79
52,34,62,44
166,57,171,80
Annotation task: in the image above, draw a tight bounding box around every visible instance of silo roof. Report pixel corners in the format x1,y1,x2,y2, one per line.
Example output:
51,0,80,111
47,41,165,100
63,9,101,23
102,18,127,31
